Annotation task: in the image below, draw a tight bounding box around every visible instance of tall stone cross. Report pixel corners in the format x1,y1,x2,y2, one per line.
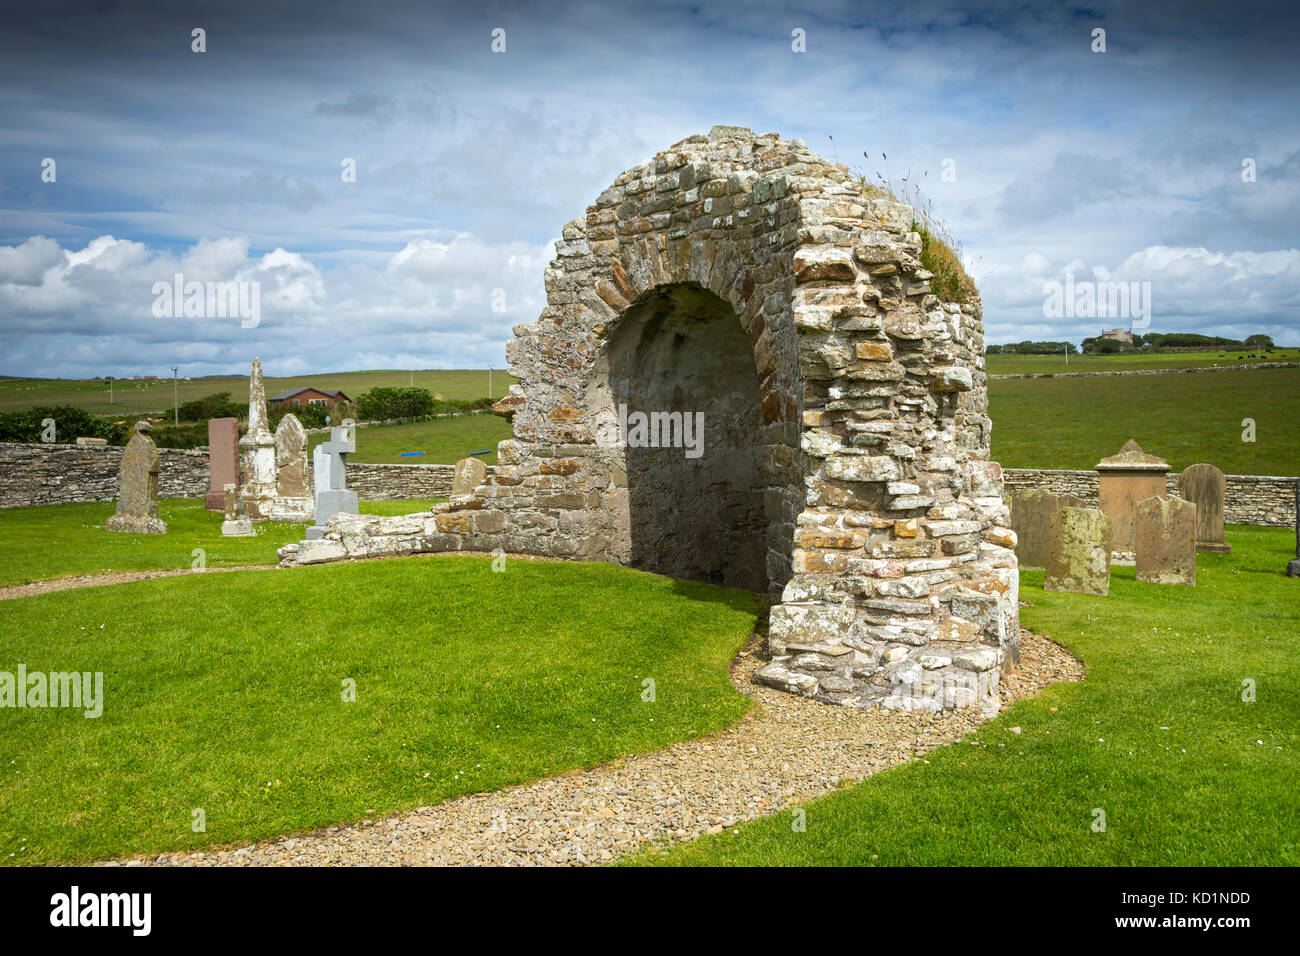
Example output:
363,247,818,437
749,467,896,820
305,424,359,540
314,426,355,493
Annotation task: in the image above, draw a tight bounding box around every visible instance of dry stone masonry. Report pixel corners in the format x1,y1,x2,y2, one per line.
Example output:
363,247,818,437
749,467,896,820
285,126,1020,714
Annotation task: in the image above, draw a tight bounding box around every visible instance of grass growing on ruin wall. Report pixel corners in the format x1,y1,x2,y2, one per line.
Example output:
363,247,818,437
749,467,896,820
851,154,976,305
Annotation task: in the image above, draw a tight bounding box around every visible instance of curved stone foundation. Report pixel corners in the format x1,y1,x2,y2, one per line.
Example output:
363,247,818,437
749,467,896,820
286,125,1019,714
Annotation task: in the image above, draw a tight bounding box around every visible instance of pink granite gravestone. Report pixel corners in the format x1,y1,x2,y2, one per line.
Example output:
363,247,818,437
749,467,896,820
206,417,239,510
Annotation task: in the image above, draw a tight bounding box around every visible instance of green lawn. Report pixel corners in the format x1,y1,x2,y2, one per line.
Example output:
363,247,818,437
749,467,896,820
0,498,442,588
986,348,1300,376
308,413,513,465
631,525,1299,866
990,367,1300,473
0,558,760,865
0,369,517,417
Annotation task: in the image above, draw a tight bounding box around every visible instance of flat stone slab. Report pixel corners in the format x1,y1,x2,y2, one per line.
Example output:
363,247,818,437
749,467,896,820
1008,489,1083,569
1045,506,1112,595
1136,495,1196,586
1178,462,1230,554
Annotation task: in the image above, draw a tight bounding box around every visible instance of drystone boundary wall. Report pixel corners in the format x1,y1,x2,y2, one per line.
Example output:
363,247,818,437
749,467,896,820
1004,468,1296,528
989,361,1300,380
0,441,487,507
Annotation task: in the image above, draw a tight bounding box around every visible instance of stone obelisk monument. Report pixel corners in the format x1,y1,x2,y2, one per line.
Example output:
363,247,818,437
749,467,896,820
238,357,279,519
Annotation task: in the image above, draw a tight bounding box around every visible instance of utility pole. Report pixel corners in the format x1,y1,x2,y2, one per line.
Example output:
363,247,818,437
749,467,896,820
1064,343,1069,368
107,376,113,404
171,366,179,424
409,370,413,387
488,366,493,397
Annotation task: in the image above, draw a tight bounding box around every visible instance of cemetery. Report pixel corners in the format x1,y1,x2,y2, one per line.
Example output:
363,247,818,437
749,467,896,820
0,127,1296,869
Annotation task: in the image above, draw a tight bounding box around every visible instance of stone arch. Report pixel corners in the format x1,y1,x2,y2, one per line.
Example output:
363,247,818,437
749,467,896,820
296,125,1019,714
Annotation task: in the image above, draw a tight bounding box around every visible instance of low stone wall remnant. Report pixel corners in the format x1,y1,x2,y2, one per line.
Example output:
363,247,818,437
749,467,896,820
1003,468,1296,528
0,441,489,508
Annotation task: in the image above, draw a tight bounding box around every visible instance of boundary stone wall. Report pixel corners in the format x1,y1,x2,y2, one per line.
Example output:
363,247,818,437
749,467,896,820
1004,468,1296,528
0,441,484,507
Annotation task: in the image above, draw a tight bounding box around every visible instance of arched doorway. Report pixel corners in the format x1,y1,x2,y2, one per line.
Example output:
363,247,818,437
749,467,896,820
593,283,771,591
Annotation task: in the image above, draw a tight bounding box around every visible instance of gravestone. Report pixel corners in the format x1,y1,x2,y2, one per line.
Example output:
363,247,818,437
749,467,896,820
1044,506,1112,596
1288,479,1300,578
220,483,254,536
1096,439,1170,559
274,414,310,498
1008,489,1084,569
1178,463,1230,554
1135,495,1196,586
304,425,358,540
105,420,167,534
206,417,239,510
451,457,487,496
238,358,278,518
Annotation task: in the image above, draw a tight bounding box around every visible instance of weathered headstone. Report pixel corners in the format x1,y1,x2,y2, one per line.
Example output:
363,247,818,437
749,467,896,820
1288,478,1300,578
205,416,239,510
274,413,310,498
1178,463,1230,554
1008,488,1084,569
220,483,254,536
1135,495,1196,586
304,425,358,540
451,456,487,496
238,358,278,518
105,420,167,534
1096,439,1169,558
1044,506,1112,596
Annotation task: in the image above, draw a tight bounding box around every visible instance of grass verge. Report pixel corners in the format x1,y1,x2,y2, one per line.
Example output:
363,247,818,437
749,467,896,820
0,498,442,587
0,557,759,864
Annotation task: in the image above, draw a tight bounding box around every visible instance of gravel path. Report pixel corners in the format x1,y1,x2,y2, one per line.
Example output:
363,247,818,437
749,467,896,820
110,629,1083,867
0,565,278,601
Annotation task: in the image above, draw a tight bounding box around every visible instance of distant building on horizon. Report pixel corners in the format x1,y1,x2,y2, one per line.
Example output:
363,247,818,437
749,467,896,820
269,387,352,409
1100,328,1134,344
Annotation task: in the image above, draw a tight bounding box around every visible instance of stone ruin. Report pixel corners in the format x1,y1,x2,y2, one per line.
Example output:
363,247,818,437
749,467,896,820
286,126,1020,713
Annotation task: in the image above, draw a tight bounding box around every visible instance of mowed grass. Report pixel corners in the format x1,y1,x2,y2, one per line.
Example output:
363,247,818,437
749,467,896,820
631,526,1299,866
0,369,517,417
986,348,1300,376
307,413,514,465
0,558,760,865
0,498,442,588
990,367,1300,473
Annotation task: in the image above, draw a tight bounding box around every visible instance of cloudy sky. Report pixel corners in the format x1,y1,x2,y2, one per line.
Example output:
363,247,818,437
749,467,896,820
1,0,1297,379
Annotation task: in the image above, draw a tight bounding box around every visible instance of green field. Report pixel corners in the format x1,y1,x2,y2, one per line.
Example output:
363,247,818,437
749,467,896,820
0,498,442,588
633,525,1300,866
0,558,759,865
0,369,517,417
307,413,514,465
989,366,1300,474
986,348,1300,376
